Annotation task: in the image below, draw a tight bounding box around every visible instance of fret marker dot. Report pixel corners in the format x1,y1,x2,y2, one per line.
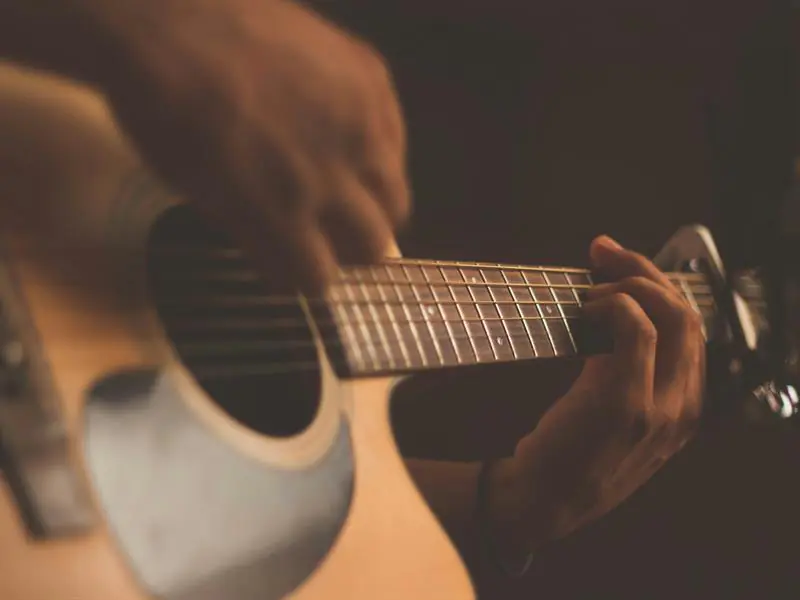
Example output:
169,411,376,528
471,277,478,283
497,337,504,345
427,306,436,316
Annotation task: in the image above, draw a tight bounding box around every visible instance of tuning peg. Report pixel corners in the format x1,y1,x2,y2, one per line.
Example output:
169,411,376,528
746,380,800,420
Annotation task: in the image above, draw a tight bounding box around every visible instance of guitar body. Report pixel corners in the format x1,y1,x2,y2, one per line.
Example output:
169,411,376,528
0,62,780,600
0,64,473,600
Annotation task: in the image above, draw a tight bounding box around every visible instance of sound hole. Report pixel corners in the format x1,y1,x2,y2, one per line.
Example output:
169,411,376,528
146,205,321,438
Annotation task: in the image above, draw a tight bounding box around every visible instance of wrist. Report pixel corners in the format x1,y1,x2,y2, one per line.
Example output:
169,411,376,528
479,457,556,574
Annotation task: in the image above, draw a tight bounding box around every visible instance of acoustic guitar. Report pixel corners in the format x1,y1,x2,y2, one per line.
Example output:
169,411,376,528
0,64,789,600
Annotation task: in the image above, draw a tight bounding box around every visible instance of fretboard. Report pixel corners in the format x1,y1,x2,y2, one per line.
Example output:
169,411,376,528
319,259,718,377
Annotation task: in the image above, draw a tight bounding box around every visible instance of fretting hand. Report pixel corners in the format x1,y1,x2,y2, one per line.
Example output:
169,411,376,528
490,235,705,557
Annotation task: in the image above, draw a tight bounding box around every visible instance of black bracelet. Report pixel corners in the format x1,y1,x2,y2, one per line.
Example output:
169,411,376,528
476,459,535,578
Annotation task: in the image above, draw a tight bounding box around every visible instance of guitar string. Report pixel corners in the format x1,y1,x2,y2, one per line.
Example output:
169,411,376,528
187,305,716,380
159,295,721,348
189,312,721,380
172,291,723,379
155,278,721,307
180,308,717,363
164,301,718,334
145,244,763,377
159,279,722,341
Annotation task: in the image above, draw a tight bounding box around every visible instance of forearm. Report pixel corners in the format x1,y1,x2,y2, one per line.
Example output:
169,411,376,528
405,458,542,581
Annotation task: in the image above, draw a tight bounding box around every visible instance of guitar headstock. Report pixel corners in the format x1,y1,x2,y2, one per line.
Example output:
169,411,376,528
655,226,800,423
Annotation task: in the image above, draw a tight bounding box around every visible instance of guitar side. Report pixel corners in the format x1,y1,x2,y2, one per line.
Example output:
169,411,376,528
0,64,473,600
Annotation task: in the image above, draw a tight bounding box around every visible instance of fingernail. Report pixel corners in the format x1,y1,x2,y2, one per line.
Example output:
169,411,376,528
590,235,622,266
584,282,611,298
596,235,622,250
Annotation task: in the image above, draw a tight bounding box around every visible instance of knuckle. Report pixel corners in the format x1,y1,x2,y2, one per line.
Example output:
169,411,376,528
625,250,653,272
681,307,705,337
625,275,652,291
612,293,658,344
612,292,640,315
636,318,658,346
617,402,651,444
668,303,703,344
638,319,658,345
358,41,393,84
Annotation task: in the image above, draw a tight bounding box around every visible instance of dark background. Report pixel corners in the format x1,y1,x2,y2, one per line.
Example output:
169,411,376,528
311,1,799,597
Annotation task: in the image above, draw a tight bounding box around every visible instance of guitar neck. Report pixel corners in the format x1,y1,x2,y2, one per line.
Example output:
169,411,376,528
318,258,719,378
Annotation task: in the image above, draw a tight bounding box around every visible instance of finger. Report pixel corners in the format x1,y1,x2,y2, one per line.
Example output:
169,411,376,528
196,159,342,294
585,276,702,386
356,40,407,151
320,170,396,265
237,216,341,295
186,182,341,295
606,444,670,505
581,293,656,412
589,236,677,293
359,147,412,229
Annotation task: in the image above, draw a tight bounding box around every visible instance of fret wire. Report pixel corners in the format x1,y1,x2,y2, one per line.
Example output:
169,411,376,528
545,271,578,355
172,283,739,378
160,274,714,297
154,281,716,308
429,266,467,365
347,325,564,370
341,310,367,372
566,271,590,350
354,275,398,370
341,297,711,308
337,279,592,290
467,269,501,361
462,328,495,364
479,269,515,360
326,287,367,372
500,270,537,358
459,306,505,364
500,271,537,359
393,278,431,368
347,278,714,293
189,272,712,297
426,265,461,365
408,266,446,365
503,270,542,358
340,282,381,371
169,314,593,331
451,268,483,362
331,299,581,306
181,326,591,356
385,258,593,277
373,267,412,369
198,275,714,304
155,268,711,291
156,294,718,311
329,297,718,307
529,275,558,357
383,257,711,282
497,284,519,360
